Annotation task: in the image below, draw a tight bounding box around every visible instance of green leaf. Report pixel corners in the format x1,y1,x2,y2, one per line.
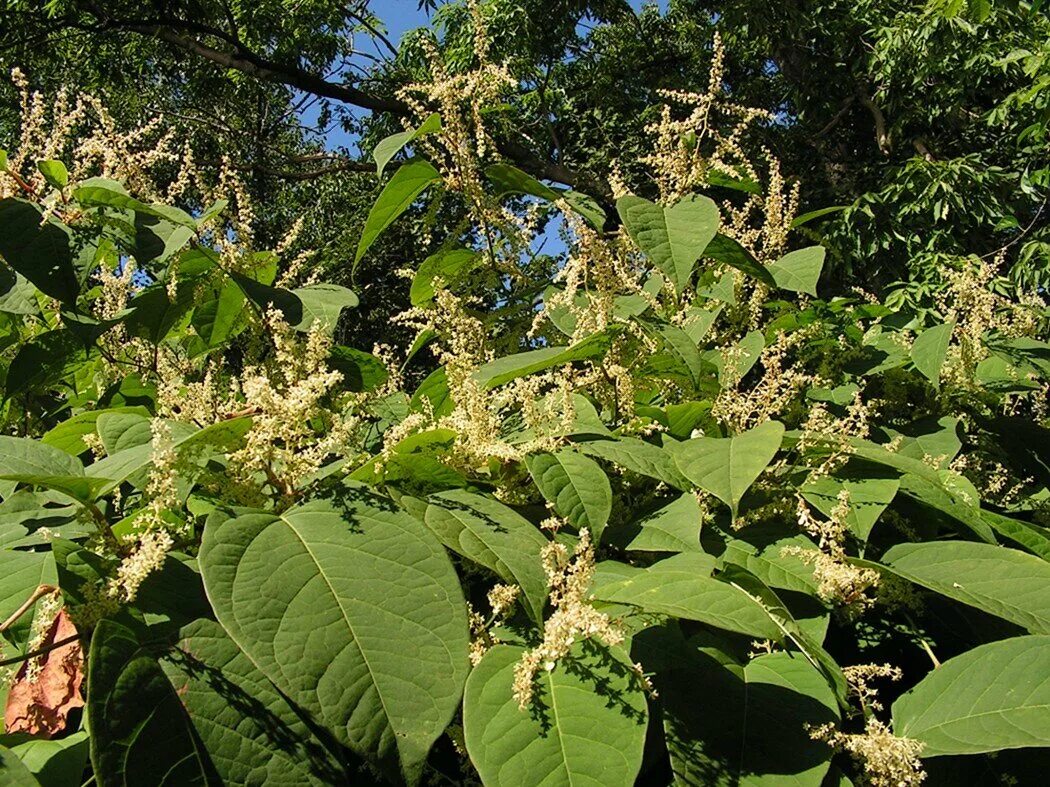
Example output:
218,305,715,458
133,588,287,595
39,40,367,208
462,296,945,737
892,635,1050,755
484,163,559,200
41,407,149,455
617,194,720,294
670,420,785,517
473,330,617,388
880,541,1050,633
124,284,197,344
36,159,68,189
614,492,703,553
768,246,825,296
911,322,954,386
328,346,389,392
790,205,849,228
636,625,837,786
593,553,784,639
199,488,470,781
576,436,690,491
73,179,197,229
160,618,347,784
0,435,84,501
424,490,549,622
0,198,78,304
410,248,480,306
373,112,441,177
87,619,218,786
1,732,89,787
703,234,777,287
96,411,152,453
191,279,245,349
0,745,38,786
228,271,304,325
463,643,648,787
354,158,441,271
801,474,900,543
526,450,612,541
291,283,358,334
0,549,56,644
0,473,110,504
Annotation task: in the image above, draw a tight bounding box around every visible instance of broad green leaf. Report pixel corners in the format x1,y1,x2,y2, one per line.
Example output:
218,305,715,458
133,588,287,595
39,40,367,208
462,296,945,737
614,492,703,553
880,541,1050,633
526,450,612,541
410,248,480,305
373,112,441,176
0,272,39,315
291,283,358,334
0,198,78,304
96,411,152,453
191,279,245,349
982,510,1050,561
228,271,304,325
473,330,618,388
484,163,559,200
911,322,954,385
199,488,469,781
670,420,785,517
0,436,84,500
617,194,720,294
642,321,707,387
592,553,783,639
41,407,150,455
36,159,68,189
893,635,1050,755
424,490,549,622
328,346,389,392
703,234,777,287
410,366,453,416
4,329,88,400
124,284,197,344
1,731,89,787
801,474,900,543
160,618,347,784
0,549,56,644
87,619,217,786
0,745,38,786
768,246,825,296
354,158,441,271
636,626,837,786
0,473,110,504
721,535,822,596
576,436,690,491
463,643,648,787
73,179,197,229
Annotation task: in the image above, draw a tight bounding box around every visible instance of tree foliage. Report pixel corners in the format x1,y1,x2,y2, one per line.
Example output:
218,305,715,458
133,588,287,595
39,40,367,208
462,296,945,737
1,1,1049,785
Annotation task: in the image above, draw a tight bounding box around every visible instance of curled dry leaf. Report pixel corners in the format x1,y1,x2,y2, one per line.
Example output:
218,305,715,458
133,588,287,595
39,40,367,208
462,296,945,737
4,607,84,737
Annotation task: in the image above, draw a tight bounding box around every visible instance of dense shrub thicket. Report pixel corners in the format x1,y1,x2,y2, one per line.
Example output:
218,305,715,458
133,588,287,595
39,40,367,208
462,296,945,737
0,2,1049,786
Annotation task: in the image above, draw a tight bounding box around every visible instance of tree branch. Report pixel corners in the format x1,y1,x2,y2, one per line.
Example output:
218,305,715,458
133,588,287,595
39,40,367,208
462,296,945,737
855,84,891,155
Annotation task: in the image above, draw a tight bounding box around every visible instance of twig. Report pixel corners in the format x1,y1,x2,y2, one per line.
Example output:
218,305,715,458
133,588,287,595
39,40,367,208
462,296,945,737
0,585,58,634
0,634,81,668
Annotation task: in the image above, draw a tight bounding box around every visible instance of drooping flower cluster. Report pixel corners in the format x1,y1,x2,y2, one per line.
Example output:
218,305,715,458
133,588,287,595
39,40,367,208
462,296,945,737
512,530,624,709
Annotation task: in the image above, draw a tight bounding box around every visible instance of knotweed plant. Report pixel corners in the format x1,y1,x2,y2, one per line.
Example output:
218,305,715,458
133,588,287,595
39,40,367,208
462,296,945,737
1,17,1049,787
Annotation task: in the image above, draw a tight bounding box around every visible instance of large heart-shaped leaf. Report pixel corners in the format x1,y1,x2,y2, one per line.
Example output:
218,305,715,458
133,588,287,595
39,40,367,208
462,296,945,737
636,625,838,786
617,194,721,294
199,487,469,781
525,450,612,542
160,618,347,785
879,541,1050,634
670,420,785,517
463,643,648,786
893,635,1050,755
87,620,217,786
